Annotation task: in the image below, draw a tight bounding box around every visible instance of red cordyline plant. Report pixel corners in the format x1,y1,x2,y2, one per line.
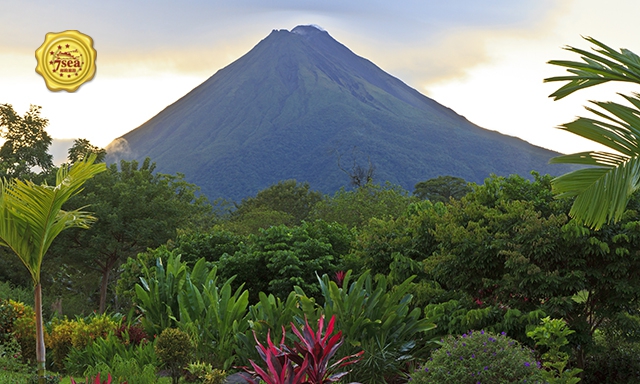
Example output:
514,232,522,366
244,315,364,384
70,373,124,384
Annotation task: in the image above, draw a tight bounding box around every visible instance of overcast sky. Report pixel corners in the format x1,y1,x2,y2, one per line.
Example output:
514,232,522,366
2,0,639,163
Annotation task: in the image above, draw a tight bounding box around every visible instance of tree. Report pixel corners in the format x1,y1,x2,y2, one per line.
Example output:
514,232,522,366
0,155,105,382
429,174,640,366
67,138,106,164
310,182,416,229
545,37,640,229
0,104,53,179
217,220,351,302
413,175,472,203
52,158,212,313
226,180,322,234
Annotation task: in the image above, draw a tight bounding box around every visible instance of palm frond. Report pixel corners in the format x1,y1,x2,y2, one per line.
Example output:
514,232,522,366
0,155,105,284
545,37,640,100
550,156,640,229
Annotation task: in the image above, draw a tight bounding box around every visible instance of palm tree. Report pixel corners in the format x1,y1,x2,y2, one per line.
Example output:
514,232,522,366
0,155,105,382
545,36,640,229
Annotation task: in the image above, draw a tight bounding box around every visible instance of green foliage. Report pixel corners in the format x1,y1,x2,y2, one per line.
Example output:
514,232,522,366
202,369,227,384
297,271,436,383
9,300,36,364
64,332,157,376
173,229,243,264
176,261,250,369
582,331,640,384
428,173,640,351
346,199,445,282
67,139,106,164
413,175,472,203
231,180,322,229
0,337,29,373
217,221,350,301
135,255,250,369
0,281,33,306
237,291,306,365
424,299,547,345
52,157,212,313
27,372,60,384
527,317,582,383
0,104,53,180
135,255,188,336
0,298,17,345
83,354,157,384
155,327,193,384
410,330,543,384
310,182,415,229
184,361,214,382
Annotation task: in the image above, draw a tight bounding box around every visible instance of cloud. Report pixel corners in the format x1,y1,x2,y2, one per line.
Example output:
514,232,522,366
105,137,133,163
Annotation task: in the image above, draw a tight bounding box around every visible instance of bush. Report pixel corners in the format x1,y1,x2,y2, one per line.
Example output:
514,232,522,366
64,332,157,375
47,317,76,372
10,300,37,364
27,372,60,384
184,361,214,382
0,337,29,373
70,313,119,349
300,271,435,384
114,323,148,346
411,330,544,384
83,354,157,384
203,369,227,384
582,336,640,384
0,299,17,345
155,328,193,384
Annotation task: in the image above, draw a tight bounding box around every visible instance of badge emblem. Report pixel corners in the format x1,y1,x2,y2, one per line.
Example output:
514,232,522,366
35,30,97,92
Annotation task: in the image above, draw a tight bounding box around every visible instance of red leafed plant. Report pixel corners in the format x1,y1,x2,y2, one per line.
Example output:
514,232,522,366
244,315,363,384
70,373,122,384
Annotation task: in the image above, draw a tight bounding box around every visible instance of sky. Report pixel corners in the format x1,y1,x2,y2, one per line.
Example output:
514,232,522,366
1,0,639,163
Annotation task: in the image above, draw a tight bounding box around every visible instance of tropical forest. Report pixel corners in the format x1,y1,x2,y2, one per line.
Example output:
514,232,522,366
2,38,640,384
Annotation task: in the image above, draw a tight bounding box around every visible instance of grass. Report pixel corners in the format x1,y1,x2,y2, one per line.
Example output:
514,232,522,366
0,372,173,384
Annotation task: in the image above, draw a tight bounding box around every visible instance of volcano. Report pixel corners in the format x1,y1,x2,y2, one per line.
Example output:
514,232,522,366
107,25,569,201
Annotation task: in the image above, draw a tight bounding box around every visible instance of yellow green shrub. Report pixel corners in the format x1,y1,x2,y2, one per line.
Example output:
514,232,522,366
46,317,76,371
70,313,118,349
9,300,38,364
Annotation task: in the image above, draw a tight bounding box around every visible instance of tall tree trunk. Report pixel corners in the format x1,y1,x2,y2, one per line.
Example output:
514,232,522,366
99,267,110,314
34,282,46,384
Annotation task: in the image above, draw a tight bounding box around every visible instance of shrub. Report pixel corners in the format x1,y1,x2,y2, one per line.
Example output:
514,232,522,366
244,315,363,384
298,271,435,383
47,317,77,372
27,372,60,384
155,328,193,384
64,332,157,375
527,317,582,383
411,330,544,384
71,313,119,349
114,323,148,346
203,369,227,384
184,361,214,382
0,298,17,345
0,337,29,373
581,335,640,384
83,354,156,384
10,300,37,364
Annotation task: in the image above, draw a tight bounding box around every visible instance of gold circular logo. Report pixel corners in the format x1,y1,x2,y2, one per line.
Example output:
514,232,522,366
35,30,96,92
